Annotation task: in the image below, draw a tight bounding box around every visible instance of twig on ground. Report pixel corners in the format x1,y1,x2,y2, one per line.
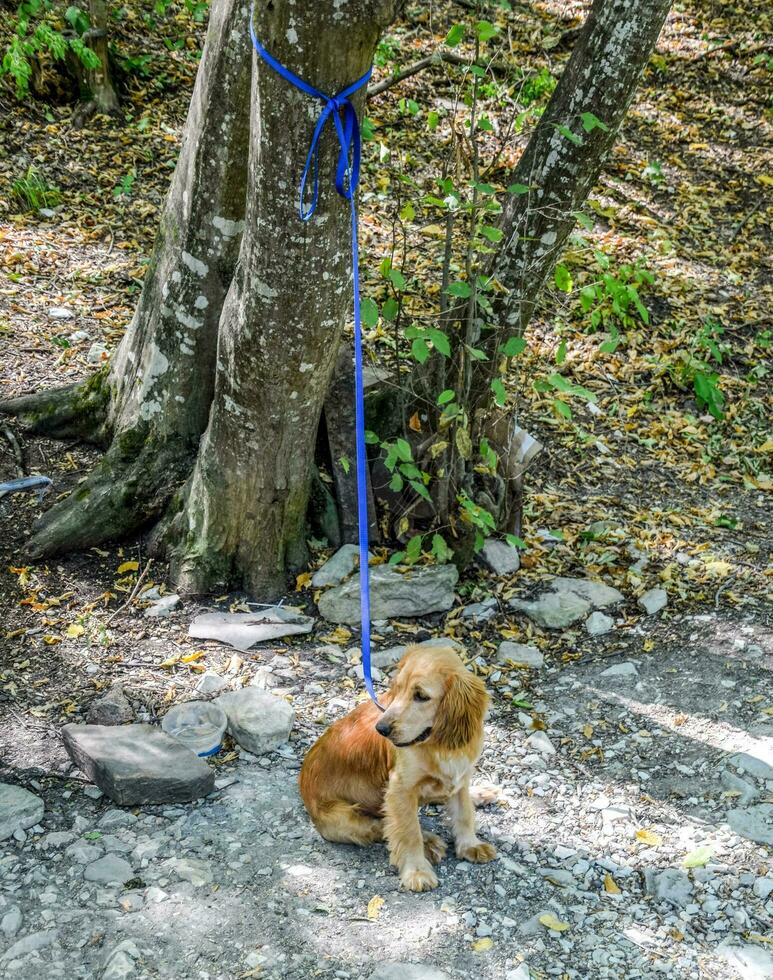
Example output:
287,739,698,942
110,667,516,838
104,559,152,625
1,425,25,477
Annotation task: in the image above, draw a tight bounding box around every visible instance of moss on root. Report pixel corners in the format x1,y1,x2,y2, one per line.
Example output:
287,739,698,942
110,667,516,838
0,368,111,443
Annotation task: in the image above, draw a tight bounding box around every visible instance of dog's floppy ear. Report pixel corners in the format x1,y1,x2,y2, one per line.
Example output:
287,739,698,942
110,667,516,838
433,667,489,750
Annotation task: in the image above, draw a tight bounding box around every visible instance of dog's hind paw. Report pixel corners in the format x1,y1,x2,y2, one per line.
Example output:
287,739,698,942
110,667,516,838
400,861,439,892
456,840,497,863
422,831,447,865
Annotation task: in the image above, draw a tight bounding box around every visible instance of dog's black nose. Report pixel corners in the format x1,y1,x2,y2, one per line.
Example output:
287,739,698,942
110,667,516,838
376,719,392,737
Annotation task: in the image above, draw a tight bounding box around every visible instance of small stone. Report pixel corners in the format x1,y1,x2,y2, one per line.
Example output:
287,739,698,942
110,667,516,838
510,590,591,630
87,342,109,364
87,684,133,726
0,929,58,963
753,877,773,901
721,770,759,805
1,908,22,937
638,588,668,615
726,804,773,846
0,784,44,842
166,857,213,887
144,594,180,618
84,854,133,884
717,941,773,979
318,563,458,624
195,671,229,695
66,841,103,864
727,748,773,782
215,689,293,755
311,544,371,587
479,539,520,576
497,642,543,669
99,809,137,830
525,731,557,755
506,967,531,980
40,831,74,848
48,306,74,319
369,965,450,980
62,724,215,805
550,576,624,608
600,661,638,680
585,611,614,636
102,940,141,980
644,868,693,908
462,597,498,623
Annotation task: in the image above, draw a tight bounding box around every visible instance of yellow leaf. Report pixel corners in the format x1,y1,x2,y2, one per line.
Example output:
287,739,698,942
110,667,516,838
321,626,352,646
43,635,62,645
642,639,655,652
583,723,593,739
757,175,773,187
758,438,773,453
682,845,713,868
117,560,139,574
66,624,85,638
181,651,205,664
159,653,181,668
538,913,569,932
295,572,312,591
471,937,494,951
408,412,422,432
604,873,621,894
367,895,385,920
635,829,662,847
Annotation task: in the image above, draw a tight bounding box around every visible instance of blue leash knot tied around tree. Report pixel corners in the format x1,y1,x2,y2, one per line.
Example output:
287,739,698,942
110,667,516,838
249,9,383,709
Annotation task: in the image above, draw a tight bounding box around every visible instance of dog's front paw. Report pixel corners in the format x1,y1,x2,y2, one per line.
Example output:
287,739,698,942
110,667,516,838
422,831,447,865
400,861,439,892
456,840,497,863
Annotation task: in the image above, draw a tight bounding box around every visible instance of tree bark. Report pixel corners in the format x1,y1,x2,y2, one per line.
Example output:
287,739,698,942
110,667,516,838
168,0,396,598
484,0,672,365
3,0,252,558
82,1,121,120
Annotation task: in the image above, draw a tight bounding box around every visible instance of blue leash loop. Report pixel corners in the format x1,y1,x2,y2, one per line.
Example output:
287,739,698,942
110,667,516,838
249,10,382,709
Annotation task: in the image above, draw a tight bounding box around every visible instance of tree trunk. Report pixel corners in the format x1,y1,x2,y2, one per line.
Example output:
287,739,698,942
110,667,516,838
72,0,123,125
168,0,396,598
2,0,252,558
480,0,672,381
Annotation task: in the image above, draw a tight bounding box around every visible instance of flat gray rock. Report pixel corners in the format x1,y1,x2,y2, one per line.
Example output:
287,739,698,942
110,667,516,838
0,929,58,963
0,784,44,842
371,637,463,670
318,563,458,624
726,803,773,846
497,642,543,669
86,683,133,726
638,587,668,615
551,577,624,608
62,724,215,805
600,661,639,680
215,689,293,755
312,543,367,587
717,941,773,979
144,594,180,618
462,597,498,623
510,590,591,630
84,854,133,884
525,731,557,755
195,671,229,695
644,868,693,907
727,747,773,782
585,611,614,636
369,965,450,980
479,539,520,576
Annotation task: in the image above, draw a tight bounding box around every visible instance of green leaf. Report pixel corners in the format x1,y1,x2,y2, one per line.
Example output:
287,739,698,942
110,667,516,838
554,123,583,145
556,339,567,364
364,429,380,445
382,297,399,321
389,550,405,565
339,455,350,475
388,268,407,290
437,389,456,405
548,373,597,402
399,202,415,222
467,346,488,361
476,20,498,42
580,111,610,133
447,280,472,299
379,256,392,278
395,438,413,462
446,23,465,46
500,336,527,357
573,210,594,230
478,116,494,132
473,182,497,195
427,110,439,131
553,398,572,419
389,472,404,492
360,298,379,328
409,479,433,503
399,462,422,481
480,225,504,243
554,264,573,292
428,329,451,356
507,183,531,194
405,534,423,562
431,533,453,563
683,845,713,869
411,337,430,363
491,377,507,407
505,534,526,550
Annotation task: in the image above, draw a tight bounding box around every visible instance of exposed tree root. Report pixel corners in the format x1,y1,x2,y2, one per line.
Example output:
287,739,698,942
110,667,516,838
0,370,110,443
27,430,193,559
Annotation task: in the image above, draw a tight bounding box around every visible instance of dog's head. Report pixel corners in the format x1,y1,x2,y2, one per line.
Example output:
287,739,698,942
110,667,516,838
375,645,488,751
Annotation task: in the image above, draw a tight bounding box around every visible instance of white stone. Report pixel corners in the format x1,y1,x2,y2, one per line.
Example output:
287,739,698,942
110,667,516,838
195,671,229,695
497,642,544,669
525,731,557,755
600,661,638,680
0,784,44,841
311,544,369,587
638,588,668,615
215,689,293,755
585,611,614,636
318,563,458,624
1,908,22,937
479,539,520,576
84,854,133,884
369,965,450,980
144,594,180,618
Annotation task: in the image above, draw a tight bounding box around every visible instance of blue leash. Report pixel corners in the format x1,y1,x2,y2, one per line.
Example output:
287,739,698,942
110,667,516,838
249,11,382,709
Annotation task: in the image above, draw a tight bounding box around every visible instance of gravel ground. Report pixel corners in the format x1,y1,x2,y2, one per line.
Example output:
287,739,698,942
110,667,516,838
1,605,771,980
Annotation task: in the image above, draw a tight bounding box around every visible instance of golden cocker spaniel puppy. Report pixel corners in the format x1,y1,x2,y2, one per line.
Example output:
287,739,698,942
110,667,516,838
299,644,496,891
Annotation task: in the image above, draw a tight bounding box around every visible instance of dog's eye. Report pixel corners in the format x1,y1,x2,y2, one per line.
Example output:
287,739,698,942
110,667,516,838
414,689,430,702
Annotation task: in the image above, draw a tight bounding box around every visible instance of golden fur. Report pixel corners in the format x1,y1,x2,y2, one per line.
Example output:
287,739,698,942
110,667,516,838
299,645,496,891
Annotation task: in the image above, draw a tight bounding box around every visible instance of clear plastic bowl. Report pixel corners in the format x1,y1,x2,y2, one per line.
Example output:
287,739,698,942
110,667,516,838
161,701,227,757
